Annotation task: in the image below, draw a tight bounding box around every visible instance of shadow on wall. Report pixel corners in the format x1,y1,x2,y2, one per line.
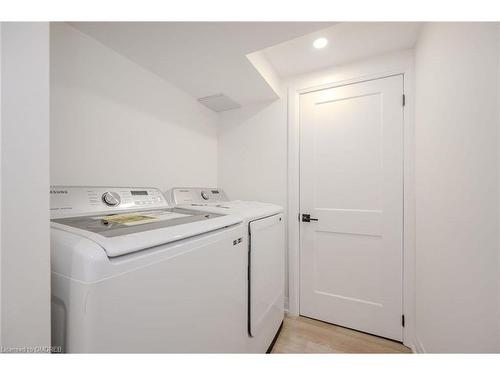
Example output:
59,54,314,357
217,99,281,134
49,22,219,189
217,94,287,206
50,22,217,137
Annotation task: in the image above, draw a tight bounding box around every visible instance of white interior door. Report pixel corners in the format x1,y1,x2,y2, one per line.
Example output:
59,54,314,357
299,75,404,341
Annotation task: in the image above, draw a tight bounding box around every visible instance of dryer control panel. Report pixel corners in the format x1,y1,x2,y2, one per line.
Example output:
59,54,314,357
50,186,168,219
169,187,229,205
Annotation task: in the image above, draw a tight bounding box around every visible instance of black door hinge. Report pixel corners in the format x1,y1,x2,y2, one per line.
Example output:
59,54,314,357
402,314,405,327
402,94,406,107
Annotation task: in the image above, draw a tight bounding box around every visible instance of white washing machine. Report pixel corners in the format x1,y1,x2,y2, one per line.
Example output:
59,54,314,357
50,186,249,353
167,187,285,353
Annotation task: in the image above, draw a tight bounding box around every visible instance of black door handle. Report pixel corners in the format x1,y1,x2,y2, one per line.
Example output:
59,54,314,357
302,214,318,222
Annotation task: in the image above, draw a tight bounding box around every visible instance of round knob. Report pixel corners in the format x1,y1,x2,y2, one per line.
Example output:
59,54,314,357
102,191,121,206
201,191,209,200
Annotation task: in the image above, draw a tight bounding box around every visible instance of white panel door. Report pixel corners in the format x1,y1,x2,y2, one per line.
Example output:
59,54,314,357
299,75,404,341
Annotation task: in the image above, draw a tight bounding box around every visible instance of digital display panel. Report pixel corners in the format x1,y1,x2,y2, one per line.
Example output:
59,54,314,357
131,190,148,196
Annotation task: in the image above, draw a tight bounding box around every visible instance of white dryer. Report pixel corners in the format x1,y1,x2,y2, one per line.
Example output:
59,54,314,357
50,186,248,353
167,187,285,353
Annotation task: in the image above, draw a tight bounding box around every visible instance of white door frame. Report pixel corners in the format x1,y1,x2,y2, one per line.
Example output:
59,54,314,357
286,54,416,350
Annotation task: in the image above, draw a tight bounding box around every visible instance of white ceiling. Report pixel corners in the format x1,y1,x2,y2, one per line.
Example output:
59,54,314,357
262,22,422,78
69,22,332,106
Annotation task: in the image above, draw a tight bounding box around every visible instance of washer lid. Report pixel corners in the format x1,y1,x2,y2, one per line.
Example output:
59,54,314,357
51,207,243,257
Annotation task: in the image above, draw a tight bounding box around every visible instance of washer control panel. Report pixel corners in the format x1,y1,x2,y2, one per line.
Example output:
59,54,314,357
50,186,168,218
169,187,229,205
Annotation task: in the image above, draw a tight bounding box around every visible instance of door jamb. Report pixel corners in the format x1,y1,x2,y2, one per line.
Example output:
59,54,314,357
286,64,416,350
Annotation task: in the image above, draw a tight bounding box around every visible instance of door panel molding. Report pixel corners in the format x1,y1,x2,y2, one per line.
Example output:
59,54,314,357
314,291,383,308
315,209,383,236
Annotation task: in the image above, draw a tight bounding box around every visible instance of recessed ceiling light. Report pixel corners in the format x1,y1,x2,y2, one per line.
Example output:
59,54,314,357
313,37,328,49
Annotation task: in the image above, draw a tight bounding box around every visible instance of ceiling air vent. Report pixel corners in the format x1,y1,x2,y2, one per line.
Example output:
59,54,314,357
197,94,241,112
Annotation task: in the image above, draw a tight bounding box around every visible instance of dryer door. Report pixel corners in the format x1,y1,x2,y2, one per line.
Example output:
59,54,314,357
248,214,285,339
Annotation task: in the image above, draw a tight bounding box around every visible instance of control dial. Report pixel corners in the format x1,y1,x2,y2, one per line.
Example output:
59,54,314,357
201,191,209,200
102,191,121,207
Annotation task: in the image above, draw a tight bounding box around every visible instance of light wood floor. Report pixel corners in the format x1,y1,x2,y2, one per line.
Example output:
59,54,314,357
271,315,412,353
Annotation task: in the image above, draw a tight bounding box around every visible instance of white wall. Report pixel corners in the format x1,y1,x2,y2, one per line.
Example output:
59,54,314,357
288,49,414,90
415,22,500,353
218,97,289,304
51,23,219,191
1,22,51,349
217,98,287,207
